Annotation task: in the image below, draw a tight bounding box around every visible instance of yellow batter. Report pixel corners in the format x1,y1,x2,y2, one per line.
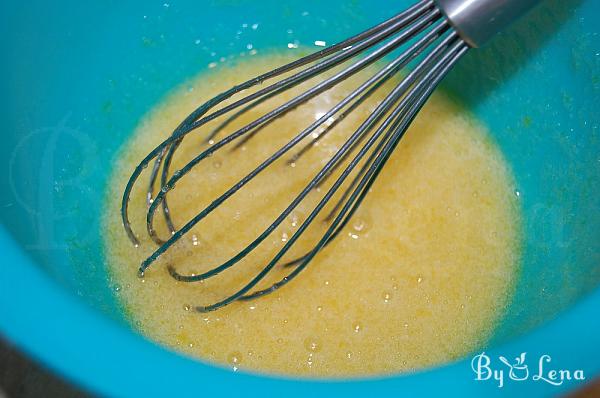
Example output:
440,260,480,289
103,52,521,377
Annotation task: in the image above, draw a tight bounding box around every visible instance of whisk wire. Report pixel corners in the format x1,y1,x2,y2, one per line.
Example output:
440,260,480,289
122,0,437,245
192,37,468,311
151,25,456,281
121,0,471,311
169,34,462,304
145,8,444,244
243,40,469,301
144,15,448,248
140,9,444,249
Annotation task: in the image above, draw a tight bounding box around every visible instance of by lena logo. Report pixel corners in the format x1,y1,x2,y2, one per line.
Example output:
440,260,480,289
471,352,585,388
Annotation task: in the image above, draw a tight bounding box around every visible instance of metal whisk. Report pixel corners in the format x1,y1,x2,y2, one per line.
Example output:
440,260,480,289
121,0,539,312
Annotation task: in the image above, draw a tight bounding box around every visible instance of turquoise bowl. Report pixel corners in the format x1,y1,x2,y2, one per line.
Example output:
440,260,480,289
0,0,599,396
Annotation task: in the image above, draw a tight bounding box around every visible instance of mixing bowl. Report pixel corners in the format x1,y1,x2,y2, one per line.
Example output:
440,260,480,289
1,0,599,396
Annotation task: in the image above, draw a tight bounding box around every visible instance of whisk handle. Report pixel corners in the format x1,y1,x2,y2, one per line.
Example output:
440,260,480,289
435,0,542,47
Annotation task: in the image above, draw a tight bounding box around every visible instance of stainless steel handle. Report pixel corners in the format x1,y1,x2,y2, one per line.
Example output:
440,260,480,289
435,0,543,47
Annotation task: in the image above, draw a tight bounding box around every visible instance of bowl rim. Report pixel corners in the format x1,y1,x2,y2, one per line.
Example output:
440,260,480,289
1,225,599,397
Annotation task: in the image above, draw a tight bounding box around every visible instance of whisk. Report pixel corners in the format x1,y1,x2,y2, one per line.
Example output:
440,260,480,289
121,0,540,312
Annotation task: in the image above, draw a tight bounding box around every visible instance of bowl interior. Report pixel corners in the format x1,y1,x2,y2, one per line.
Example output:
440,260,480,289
1,0,599,388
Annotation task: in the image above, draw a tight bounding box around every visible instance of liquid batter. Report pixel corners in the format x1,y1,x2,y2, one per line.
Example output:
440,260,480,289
103,52,521,377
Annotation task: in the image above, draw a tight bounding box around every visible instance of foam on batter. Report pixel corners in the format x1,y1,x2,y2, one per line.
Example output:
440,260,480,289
103,52,521,377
